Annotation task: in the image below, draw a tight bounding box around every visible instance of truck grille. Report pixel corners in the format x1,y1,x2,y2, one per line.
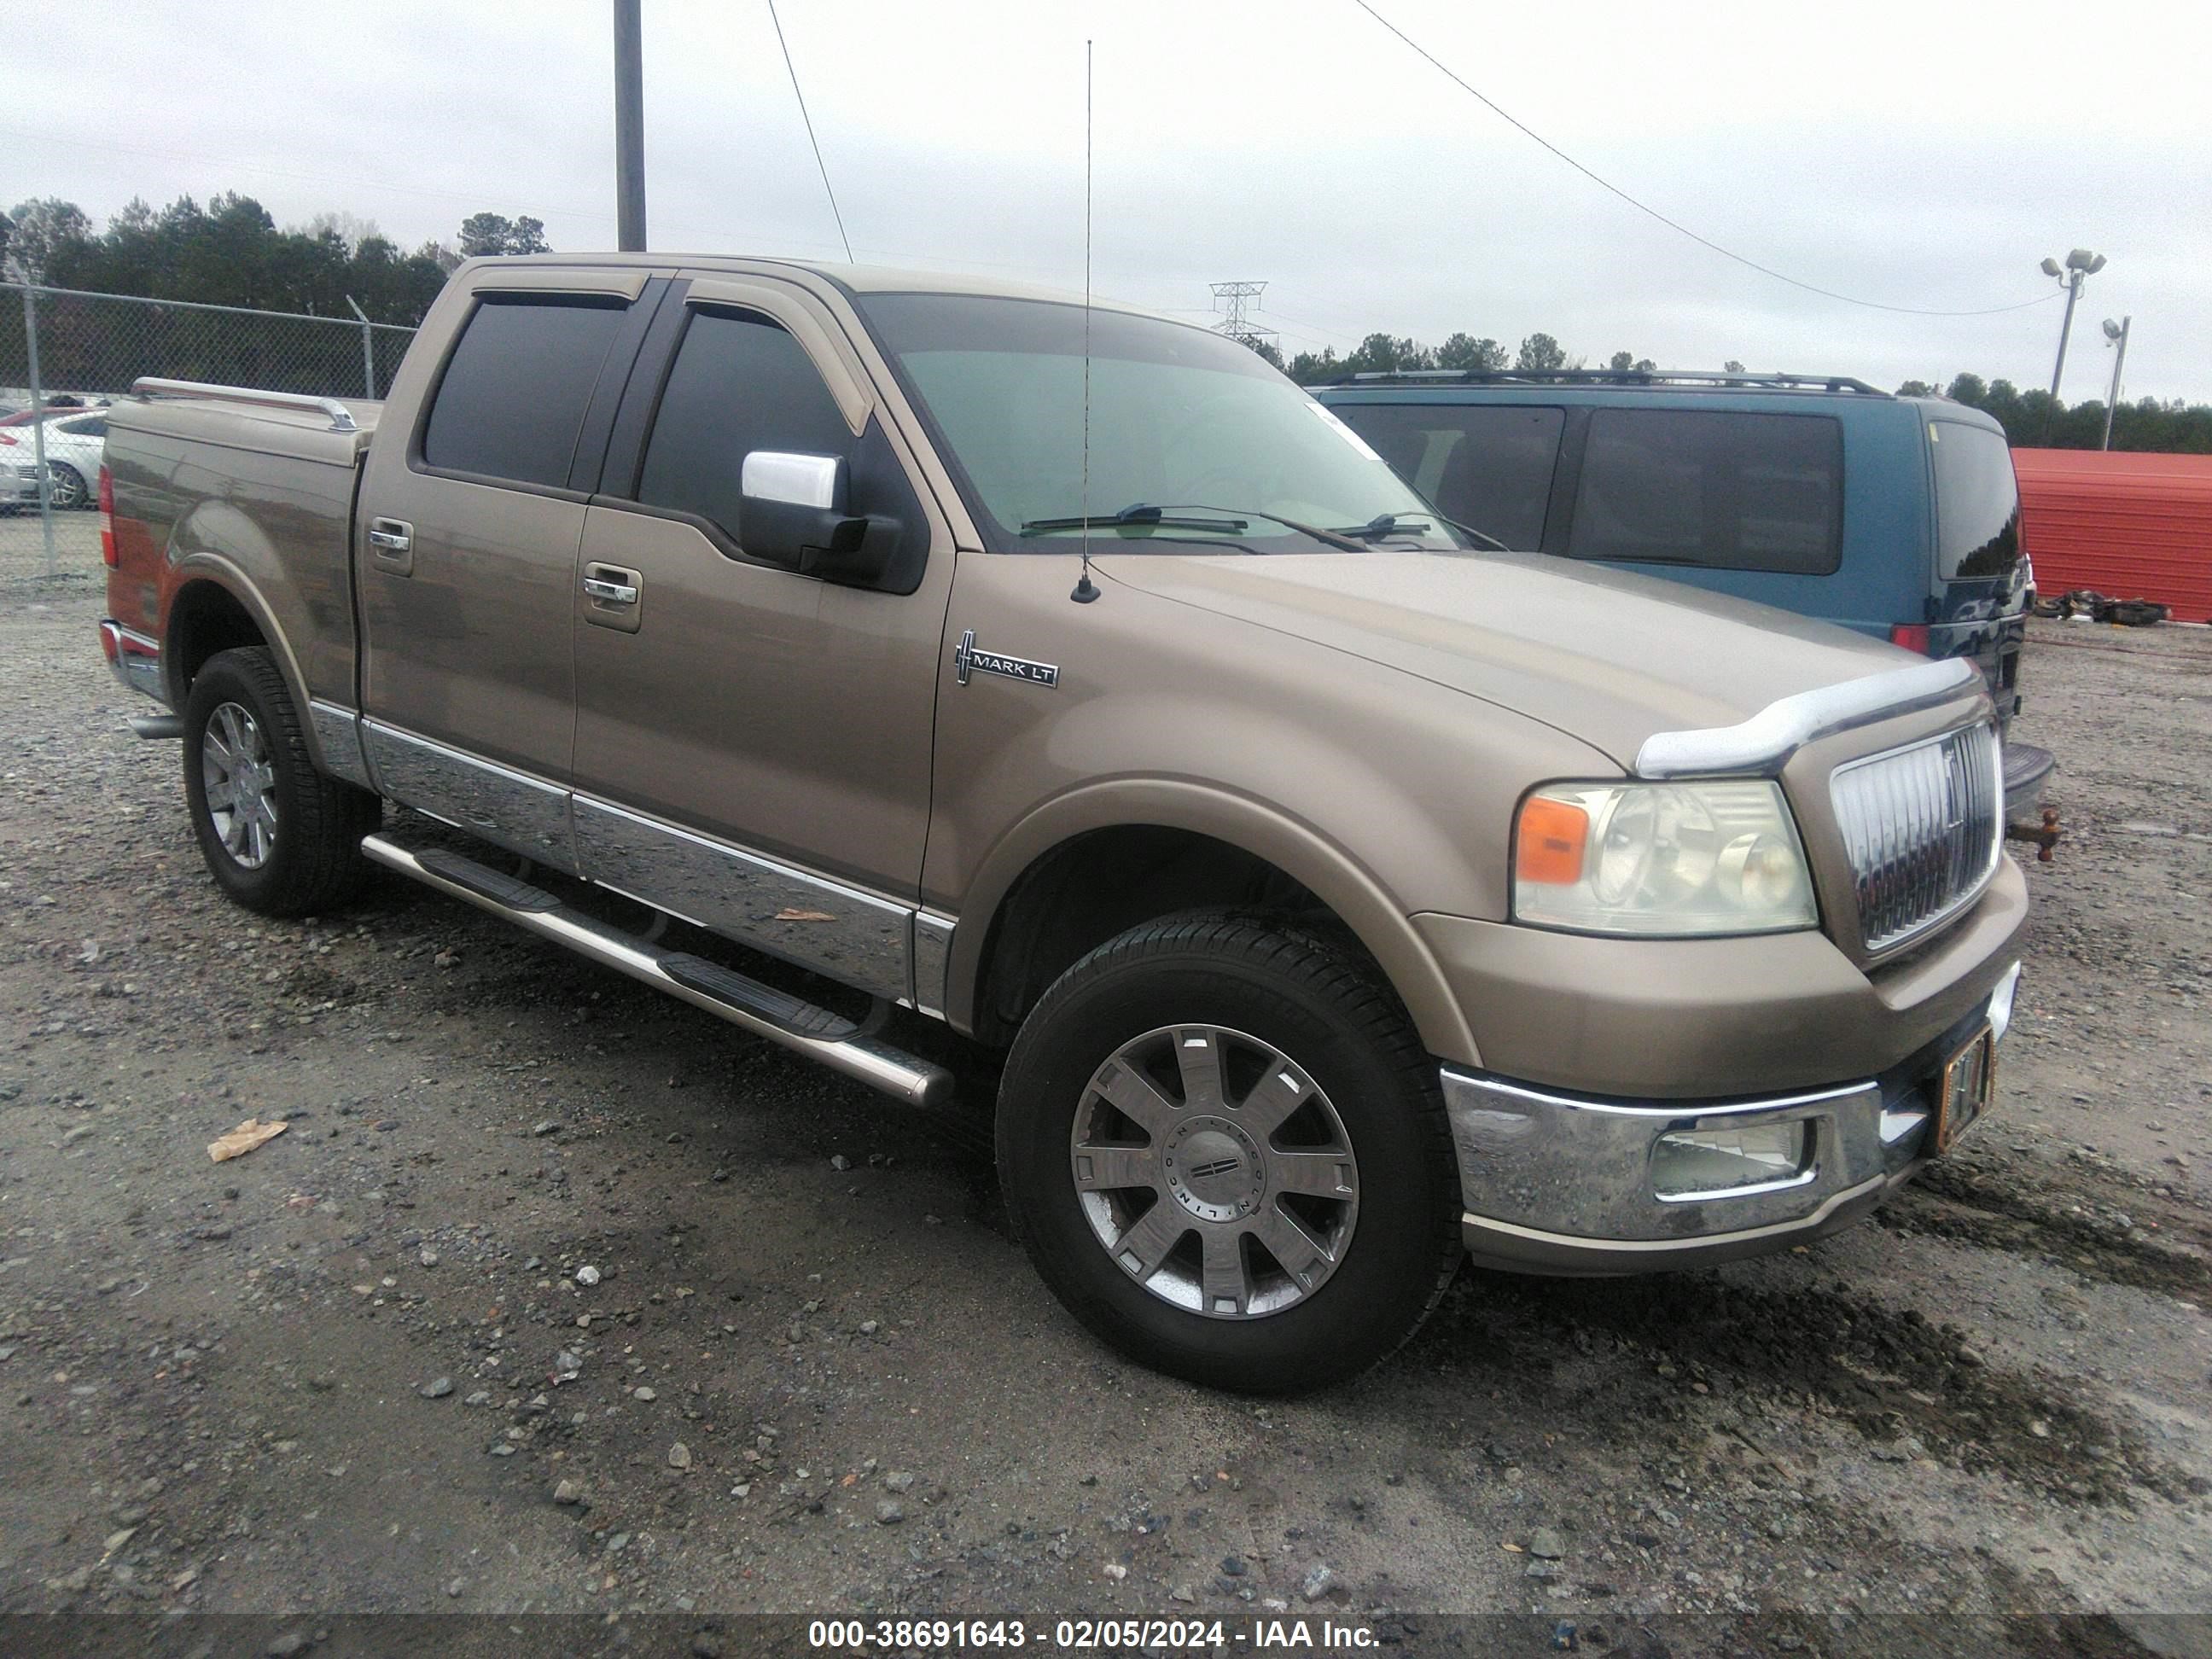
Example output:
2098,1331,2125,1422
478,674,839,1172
1830,723,2003,952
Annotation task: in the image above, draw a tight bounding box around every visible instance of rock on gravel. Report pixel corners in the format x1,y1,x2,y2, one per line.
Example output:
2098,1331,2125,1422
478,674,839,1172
875,1500,905,1525
668,1442,693,1470
576,1265,602,1285
417,1377,453,1400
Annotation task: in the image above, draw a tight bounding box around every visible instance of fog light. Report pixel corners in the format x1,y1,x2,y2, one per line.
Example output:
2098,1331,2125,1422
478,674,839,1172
1650,1122,1809,1198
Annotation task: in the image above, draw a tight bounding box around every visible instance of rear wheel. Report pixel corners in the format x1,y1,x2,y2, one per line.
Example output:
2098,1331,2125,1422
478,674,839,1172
46,463,87,510
183,647,380,916
997,914,1463,1392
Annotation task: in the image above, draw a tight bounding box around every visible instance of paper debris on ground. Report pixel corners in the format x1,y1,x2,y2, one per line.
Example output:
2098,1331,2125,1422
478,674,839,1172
207,1117,288,1162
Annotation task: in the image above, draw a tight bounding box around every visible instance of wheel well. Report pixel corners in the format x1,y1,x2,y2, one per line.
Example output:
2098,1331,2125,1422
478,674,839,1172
971,826,1354,1045
165,581,266,706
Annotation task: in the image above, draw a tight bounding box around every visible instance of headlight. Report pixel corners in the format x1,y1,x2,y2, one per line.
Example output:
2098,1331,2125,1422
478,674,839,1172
1514,779,1818,936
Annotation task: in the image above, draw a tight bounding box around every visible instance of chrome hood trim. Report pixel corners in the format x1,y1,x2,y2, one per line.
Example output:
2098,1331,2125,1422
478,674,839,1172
1633,658,1978,779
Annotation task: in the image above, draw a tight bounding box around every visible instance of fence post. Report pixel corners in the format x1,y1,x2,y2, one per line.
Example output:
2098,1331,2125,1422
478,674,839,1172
21,283,57,579
346,294,375,400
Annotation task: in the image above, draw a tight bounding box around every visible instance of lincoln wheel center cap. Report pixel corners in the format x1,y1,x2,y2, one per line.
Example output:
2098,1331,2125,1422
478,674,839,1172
1161,1116,1266,1223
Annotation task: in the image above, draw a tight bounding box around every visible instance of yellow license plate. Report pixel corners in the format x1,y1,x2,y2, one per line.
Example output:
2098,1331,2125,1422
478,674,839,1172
1932,1025,1996,1154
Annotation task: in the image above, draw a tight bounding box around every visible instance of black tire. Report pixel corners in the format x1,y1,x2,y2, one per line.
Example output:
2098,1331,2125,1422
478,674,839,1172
997,914,1463,1393
47,463,88,511
182,646,380,917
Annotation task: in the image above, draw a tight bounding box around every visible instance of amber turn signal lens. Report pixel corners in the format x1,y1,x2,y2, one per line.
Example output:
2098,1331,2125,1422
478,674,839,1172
1516,795,1588,885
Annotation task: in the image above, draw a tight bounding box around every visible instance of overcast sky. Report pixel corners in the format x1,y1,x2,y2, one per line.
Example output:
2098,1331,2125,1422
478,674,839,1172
10,0,2208,400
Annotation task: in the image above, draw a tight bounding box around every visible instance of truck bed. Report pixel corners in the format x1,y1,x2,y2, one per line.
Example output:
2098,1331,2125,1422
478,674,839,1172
104,387,381,715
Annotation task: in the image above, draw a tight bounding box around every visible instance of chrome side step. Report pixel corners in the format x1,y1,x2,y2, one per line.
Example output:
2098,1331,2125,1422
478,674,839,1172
359,833,952,1109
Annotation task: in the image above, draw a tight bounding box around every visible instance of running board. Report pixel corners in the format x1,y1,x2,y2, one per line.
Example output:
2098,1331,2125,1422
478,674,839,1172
359,834,952,1109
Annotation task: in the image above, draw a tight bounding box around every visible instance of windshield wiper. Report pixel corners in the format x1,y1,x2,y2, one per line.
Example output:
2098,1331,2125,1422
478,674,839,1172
1020,502,1367,553
1331,511,1510,553
1136,504,1368,553
1021,504,1249,536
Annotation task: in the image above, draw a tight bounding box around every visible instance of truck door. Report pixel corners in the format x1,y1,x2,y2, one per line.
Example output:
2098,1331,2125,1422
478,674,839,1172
353,271,666,870
568,276,955,1005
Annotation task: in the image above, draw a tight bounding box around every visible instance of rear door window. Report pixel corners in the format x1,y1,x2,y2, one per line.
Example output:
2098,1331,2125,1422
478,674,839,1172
1330,404,1563,550
420,294,632,488
1569,408,1842,574
632,306,854,545
1929,421,2021,581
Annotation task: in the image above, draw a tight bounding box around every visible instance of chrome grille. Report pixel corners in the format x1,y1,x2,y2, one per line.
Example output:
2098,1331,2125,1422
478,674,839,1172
1830,723,2003,952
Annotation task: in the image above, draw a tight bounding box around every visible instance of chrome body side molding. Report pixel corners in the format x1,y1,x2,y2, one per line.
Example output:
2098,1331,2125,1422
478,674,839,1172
1633,658,1979,779
306,700,375,791
571,796,911,1006
360,720,577,871
911,911,956,1019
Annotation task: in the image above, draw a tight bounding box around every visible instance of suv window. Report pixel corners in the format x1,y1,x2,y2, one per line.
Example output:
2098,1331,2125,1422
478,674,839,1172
634,306,853,544
1569,408,1842,575
421,294,632,488
1929,421,2020,582
1330,404,1563,550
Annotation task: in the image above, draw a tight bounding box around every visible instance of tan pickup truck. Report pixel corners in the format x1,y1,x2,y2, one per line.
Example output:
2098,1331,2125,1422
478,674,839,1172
97,254,2026,1390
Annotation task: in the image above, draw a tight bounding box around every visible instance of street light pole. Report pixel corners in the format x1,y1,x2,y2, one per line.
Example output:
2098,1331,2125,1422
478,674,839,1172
2039,249,2105,444
613,0,647,252
2100,317,2131,451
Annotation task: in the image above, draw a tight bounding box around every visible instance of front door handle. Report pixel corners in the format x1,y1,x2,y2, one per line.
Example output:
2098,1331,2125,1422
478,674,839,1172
581,562,643,633
367,517,414,575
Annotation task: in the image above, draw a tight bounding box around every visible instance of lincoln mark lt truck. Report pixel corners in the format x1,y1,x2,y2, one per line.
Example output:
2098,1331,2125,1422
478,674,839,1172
97,255,2027,1390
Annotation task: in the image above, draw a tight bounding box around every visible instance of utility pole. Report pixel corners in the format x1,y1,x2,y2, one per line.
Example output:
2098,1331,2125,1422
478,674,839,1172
2100,317,2131,451
1209,282,1277,357
613,0,648,252
2037,248,2104,442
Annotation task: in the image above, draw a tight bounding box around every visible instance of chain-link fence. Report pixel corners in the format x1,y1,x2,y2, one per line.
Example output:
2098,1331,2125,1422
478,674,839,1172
1,282,416,580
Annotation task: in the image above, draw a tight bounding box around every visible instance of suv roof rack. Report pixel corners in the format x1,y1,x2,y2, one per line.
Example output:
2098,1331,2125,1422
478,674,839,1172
1325,368,1891,397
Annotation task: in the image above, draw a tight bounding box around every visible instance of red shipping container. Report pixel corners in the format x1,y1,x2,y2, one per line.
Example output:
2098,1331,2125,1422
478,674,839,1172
2011,448,2212,625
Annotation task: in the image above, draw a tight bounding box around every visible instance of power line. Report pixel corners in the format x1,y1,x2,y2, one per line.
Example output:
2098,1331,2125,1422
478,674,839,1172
765,0,853,264
1350,0,2061,318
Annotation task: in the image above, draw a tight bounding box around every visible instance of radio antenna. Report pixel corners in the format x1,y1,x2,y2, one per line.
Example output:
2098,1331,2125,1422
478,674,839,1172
1070,38,1100,604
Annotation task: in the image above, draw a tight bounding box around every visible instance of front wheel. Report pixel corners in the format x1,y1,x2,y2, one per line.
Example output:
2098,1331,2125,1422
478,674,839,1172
997,915,1464,1392
182,647,381,916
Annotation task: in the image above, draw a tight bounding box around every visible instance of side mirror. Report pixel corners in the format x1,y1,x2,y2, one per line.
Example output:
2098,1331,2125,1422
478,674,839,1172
739,451,900,585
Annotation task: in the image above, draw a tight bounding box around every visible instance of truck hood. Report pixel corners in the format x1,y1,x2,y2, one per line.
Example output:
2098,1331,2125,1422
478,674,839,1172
1098,550,1919,769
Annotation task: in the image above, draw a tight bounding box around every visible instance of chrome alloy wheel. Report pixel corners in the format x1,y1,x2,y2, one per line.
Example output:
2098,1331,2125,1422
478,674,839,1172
201,701,280,869
1070,1024,1359,1318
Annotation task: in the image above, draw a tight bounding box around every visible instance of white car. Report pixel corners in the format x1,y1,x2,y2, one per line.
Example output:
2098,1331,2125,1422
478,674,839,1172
0,410,108,509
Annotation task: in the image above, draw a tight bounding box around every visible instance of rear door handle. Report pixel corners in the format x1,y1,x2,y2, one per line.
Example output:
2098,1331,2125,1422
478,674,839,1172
367,517,414,575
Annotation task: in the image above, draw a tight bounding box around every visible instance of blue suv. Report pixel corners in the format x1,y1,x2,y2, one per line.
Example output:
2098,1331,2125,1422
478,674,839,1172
1314,370,2052,816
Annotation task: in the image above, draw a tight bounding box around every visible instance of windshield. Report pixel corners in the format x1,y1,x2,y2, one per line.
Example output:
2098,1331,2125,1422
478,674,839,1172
856,293,1459,553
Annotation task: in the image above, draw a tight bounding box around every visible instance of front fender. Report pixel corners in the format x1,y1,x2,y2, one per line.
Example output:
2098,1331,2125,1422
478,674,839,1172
945,777,1481,1066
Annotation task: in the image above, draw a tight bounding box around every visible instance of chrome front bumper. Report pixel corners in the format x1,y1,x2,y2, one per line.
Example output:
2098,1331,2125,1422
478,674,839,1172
1446,962,2020,1274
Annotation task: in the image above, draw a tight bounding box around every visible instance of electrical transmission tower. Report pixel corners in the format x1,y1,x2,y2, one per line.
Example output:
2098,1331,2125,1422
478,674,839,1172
1209,281,1277,355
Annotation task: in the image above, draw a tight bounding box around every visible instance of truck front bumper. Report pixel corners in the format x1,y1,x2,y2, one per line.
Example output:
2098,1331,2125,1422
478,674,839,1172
1444,962,2018,1275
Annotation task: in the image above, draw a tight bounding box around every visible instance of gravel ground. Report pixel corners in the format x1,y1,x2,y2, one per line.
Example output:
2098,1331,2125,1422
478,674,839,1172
2,511,2209,1653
